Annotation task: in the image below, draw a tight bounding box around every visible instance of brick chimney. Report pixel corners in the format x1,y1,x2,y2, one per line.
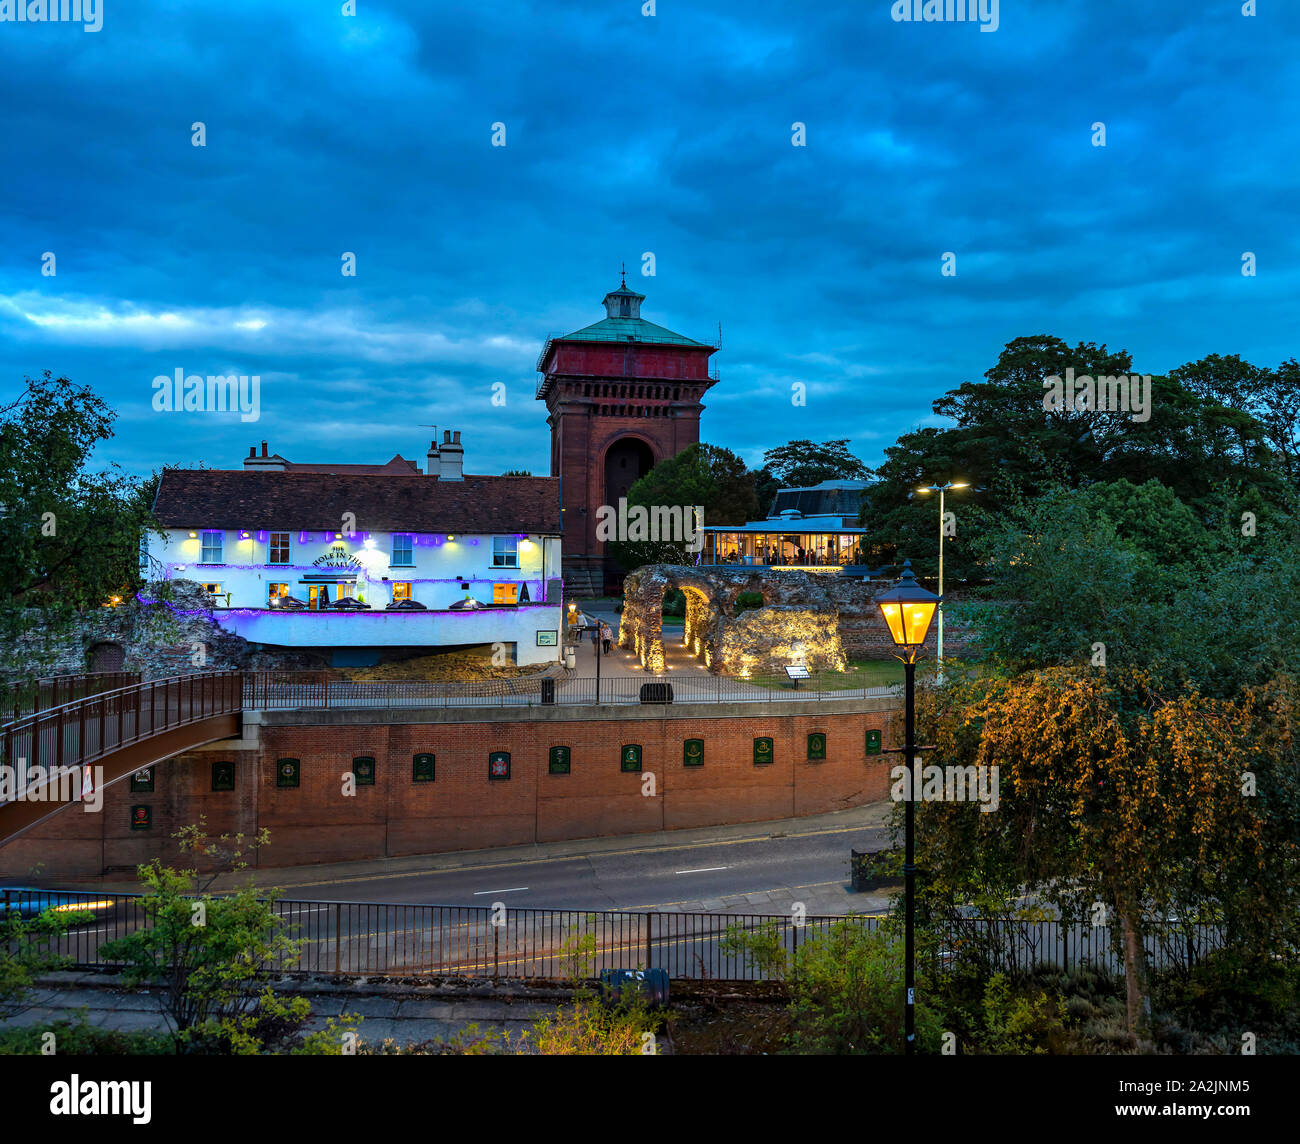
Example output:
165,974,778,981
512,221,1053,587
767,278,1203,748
243,440,286,471
439,429,464,481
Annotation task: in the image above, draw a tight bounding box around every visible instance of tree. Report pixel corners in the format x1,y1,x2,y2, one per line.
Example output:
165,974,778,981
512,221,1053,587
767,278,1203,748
1,901,93,1022
500,469,532,477
0,373,161,672
757,439,872,496
913,665,1300,1043
605,442,758,571
857,338,1291,578
959,484,1300,698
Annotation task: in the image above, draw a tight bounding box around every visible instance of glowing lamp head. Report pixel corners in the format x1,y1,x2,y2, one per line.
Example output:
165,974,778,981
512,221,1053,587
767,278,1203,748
875,559,941,649
334,532,343,540
187,530,198,539
239,531,251,539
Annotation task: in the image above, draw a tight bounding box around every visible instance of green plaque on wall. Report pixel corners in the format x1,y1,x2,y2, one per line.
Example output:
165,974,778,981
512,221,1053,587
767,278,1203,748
130,805,151,831
807,732,827,761
129,767,155,793
413,753,436,782
753,737,774,765
276,758,300,788
620,744,642,773
683,738,704,767
353,756,376,786
865,729,882,755
489,751,511,780
212,761,235,792
549,746,571,774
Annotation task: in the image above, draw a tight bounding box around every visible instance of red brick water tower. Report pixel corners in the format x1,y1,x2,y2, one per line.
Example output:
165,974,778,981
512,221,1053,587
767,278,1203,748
536,277,718,594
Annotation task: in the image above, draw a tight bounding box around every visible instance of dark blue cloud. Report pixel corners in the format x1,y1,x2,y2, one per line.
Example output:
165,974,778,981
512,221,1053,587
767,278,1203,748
1,0,1297,477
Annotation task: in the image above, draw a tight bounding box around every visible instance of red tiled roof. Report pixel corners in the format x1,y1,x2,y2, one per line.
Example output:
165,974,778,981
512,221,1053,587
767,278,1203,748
153,469,563,534
280,454,421,475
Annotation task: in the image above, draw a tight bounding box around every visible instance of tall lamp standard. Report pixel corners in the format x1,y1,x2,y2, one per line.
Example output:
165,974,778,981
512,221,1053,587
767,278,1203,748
915,481,968,682
875,558,941,1056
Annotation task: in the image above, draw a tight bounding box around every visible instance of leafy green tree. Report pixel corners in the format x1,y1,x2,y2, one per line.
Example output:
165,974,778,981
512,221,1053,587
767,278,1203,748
98,859,356,1054
753,439,872,509
0,373,161,672
858,338,1291,577
959,484,1300,697
606,442,757,571
1,901,93,1021
912,665,1300,1043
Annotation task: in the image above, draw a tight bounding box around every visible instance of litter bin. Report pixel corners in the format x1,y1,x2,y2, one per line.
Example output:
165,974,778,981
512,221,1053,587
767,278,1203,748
599,967,670,1007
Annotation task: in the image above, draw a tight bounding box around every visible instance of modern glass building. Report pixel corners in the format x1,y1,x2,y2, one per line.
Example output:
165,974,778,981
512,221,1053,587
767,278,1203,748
697,480,882,575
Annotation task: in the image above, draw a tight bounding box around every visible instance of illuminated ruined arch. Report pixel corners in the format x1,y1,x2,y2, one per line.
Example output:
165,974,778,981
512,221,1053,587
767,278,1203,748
619,565,845,676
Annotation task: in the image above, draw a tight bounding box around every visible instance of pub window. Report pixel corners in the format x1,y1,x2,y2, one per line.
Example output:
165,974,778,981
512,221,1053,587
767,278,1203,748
807,732,827,761
352,756,376,786
492,536,519,568
489,751,511,781
200,582,223,599
620,744,642,773
200,530,223,563
268,582,289,605
549,746,571,775
412,753,436,782
276,758,300,788
130,805,152,831
129,767,155,793
753,737,774,766
683,739,704,767
493,583,519,605
268,531,291,564
212,761,236,791
391,534,413,566
391,582,412,602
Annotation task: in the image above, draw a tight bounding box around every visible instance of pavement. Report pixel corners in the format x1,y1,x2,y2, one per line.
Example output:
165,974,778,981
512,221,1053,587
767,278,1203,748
6,974,569,1050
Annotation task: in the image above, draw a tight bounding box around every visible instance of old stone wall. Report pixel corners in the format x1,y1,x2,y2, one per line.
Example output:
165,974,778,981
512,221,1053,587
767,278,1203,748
3,582,329,683
621,565,975,672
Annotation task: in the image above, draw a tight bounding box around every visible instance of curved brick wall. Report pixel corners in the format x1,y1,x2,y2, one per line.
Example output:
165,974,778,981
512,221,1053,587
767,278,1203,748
0,698,899,879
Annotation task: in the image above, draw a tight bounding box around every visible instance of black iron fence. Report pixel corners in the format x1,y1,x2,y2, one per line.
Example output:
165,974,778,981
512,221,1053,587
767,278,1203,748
243,671,898,710
3,889,1228,982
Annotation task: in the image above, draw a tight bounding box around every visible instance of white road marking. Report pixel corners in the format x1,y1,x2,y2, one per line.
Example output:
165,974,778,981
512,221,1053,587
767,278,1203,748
472,886,529,895
675,866,729,875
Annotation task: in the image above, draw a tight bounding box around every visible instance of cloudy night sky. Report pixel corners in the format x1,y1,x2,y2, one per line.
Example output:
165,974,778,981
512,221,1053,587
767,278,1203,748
1,0,1297,479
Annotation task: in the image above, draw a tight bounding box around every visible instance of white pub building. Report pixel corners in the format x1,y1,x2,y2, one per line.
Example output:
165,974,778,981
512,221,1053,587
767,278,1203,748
147,431,565,665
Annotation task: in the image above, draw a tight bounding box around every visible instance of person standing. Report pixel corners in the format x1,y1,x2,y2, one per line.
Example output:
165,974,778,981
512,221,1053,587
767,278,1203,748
601,622,612,654
589,622,600,657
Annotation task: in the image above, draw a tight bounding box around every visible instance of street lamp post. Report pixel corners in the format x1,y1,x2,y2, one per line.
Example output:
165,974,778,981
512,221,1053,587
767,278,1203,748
916,481,968,682
875,559,941,1056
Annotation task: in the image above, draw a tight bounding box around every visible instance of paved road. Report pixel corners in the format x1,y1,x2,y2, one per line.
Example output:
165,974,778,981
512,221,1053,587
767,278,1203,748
265,812,893,915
